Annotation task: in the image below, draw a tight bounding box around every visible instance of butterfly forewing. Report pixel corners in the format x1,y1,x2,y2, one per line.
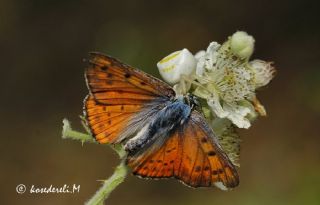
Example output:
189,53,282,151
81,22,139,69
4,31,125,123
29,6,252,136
84,53,174,143
86,52,175,105
84,95,142,143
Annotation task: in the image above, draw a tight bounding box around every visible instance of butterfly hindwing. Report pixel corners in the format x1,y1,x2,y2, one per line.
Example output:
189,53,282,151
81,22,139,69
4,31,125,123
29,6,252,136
127,110,239,189
84,53,175,143
187,111,239,188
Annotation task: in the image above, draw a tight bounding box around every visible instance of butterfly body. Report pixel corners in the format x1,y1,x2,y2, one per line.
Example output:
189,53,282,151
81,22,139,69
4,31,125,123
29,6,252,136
124,98,191,155
84,52,239,189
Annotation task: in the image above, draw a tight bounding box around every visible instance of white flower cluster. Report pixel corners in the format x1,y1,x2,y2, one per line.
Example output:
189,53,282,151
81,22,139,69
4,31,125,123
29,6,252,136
157,31,275,129
157,31,275,167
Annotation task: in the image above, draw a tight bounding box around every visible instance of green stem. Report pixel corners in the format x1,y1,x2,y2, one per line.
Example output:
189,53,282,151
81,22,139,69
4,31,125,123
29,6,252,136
85,161,127,205
62,118,128,205
62,118,96,144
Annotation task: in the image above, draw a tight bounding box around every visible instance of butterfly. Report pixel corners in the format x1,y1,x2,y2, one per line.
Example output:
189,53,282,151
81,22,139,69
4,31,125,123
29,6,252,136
83,52,239,189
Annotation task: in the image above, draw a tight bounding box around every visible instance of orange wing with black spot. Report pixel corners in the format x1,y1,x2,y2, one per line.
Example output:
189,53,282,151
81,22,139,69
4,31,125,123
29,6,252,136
127,111,239,189
84,52,175,144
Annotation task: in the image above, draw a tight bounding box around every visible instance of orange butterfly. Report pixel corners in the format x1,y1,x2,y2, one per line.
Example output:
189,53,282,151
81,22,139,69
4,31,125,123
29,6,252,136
84,52,239,189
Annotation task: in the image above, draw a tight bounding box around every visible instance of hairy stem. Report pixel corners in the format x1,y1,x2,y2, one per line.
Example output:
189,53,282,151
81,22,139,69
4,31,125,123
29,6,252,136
62,118,128,205
62,118,96,144
85,161,127,205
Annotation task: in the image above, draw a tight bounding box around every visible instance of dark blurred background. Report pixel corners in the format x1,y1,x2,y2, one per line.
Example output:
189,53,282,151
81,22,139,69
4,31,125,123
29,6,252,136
1,0,320,204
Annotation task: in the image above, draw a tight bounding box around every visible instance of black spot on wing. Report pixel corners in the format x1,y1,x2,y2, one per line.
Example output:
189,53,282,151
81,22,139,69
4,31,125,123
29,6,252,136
124,73,131,78
101,65,108,71
208,151,216,156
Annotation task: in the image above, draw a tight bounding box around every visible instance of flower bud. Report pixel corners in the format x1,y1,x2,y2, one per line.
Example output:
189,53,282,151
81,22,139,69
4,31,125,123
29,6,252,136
230,31,255,59
250,59,275,88
157,48,196,85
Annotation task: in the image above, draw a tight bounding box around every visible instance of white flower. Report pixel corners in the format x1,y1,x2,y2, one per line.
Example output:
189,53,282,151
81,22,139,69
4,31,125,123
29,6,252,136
194,83,255,128
211,65,255,103
250,59,276,88
230,31,255,59
157,31,275,130
157,48,196,85
192,33,258,128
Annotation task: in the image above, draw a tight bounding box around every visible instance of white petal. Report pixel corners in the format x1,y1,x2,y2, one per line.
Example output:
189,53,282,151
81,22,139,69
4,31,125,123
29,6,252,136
223,103,251,129
207,93,228,118
196,56,206,76
195,42,221,76
205,42,220,70
194,50,205,60
238,100,258,120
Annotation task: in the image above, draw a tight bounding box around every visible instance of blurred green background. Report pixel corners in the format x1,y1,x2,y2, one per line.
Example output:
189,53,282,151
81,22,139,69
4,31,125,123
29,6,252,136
1,0,320,204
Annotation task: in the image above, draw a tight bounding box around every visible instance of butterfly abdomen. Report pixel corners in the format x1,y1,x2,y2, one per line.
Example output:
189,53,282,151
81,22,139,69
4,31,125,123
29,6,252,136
125,101,191,155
